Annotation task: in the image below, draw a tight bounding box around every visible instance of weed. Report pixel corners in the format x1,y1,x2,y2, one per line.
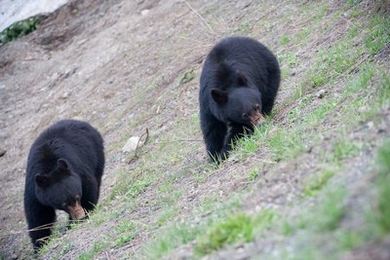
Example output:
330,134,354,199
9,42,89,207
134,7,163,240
0,16,41,44
346,0,361,6
144,222,200,259
248,167,260,182
114,220,136,247
195,213,254,255
331,139,360,164
280,35,290,45
376,140,390,233
268,128,304,162
310,188,346,231
78,240,109,260
364,15,390,55
195,210,276,255
303,169,335,196
180,69,195,84
279,52,298,68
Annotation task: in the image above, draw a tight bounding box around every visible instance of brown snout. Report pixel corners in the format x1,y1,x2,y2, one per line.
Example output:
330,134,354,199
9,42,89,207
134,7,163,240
67,201,86,220
249,110,265,126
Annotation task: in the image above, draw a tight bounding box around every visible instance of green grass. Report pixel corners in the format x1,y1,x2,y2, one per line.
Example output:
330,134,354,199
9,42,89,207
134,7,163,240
180,69,195,84
195,213,254,255
364,15,390,55
0,16,41,44
144,222,200,259
78,240,109,260
268,128,304,162
303,169,335,196
331,139,360,164
279,52,298,68
195,210,276,255
307,41,363,88
248,167,260,182
280,35,290,45
114,220,137,247
298,188,346,232
376,140,390,233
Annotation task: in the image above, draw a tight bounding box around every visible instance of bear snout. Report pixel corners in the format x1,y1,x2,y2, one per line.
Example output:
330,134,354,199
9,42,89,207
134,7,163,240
249,110,264,126
67,201,86,220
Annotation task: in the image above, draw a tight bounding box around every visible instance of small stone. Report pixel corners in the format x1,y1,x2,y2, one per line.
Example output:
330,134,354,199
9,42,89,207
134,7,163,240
366,121,374,129
61,92,70,99
122,136,141,153
141,9,150,16
316,89,327,99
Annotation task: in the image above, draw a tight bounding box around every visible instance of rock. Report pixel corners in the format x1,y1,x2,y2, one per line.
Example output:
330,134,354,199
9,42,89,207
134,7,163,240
61,92,70,99
122,136,141,153
316,89,327,99
366,121,374,129
141,9,150,16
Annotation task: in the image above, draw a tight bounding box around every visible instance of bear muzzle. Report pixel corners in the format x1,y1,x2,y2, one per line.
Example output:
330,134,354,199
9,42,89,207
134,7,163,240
249,110,264,126
67,201,86,220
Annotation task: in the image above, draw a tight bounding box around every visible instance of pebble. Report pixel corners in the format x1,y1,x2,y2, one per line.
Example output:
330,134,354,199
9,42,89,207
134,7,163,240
316,89,327,99
122,136,141,153
141,9,150,16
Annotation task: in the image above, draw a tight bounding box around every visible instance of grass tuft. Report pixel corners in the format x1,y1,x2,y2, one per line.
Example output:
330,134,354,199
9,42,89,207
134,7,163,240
376,140,390,233
364,15,390,55
195,210,276,255
0,16,42,44
303,169,335,196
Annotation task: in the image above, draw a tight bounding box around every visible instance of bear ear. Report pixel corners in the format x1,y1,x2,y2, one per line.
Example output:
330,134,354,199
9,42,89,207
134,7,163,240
236,72,247,86
57,159,70,174
211,89,228,105
35,174,50,187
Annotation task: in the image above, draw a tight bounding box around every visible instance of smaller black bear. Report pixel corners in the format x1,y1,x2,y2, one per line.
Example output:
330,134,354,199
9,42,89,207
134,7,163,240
199,36,280,161
24,119,105,250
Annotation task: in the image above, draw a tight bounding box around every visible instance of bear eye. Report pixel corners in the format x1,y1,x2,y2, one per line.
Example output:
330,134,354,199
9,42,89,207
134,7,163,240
242,113,248,119
254,104,260,110
62,202,66,208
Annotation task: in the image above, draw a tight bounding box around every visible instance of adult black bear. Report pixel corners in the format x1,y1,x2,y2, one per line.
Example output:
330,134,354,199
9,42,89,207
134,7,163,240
24,119,105,250
199,36,280,161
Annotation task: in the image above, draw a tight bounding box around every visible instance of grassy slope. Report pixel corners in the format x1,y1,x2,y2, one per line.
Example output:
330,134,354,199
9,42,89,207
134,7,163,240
40,1,390,259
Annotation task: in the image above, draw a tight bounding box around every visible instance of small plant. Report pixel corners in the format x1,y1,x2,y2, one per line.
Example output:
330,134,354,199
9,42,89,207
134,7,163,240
195,213,254,255
0,16,42,44
303,169,335,196
180,69,195,84
376,140,390,233
280,35,290,45
195,210,276,255
364,15,390,55
331,139,360,164
248,167,260,182
78,240,109,260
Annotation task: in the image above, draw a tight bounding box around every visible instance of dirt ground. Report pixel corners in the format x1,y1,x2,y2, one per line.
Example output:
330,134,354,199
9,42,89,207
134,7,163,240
0,0,389,259
0,0,225,257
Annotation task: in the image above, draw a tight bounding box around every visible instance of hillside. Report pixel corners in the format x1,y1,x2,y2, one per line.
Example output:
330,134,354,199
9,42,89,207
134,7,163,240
0,0,389,259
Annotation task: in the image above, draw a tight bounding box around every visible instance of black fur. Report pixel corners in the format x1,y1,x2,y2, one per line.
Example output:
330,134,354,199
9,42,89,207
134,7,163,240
199,36,280,161
24,119,105,250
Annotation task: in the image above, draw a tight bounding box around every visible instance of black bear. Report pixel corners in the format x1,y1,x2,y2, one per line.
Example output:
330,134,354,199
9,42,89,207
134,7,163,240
24,119,105,250
199,36,280,161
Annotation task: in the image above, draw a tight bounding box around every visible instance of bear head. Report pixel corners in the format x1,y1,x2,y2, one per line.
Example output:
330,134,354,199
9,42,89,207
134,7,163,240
210,72,264,127
34,158,86,220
